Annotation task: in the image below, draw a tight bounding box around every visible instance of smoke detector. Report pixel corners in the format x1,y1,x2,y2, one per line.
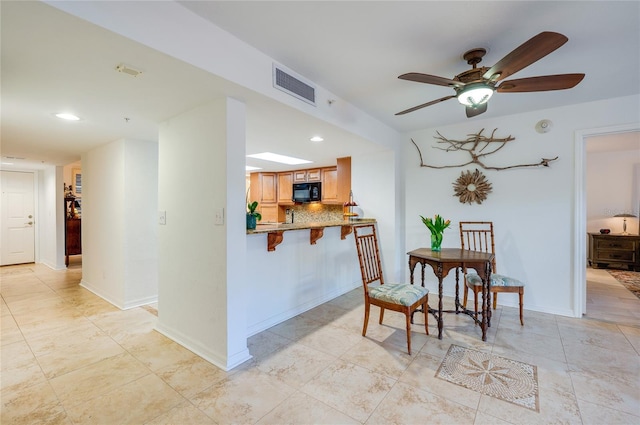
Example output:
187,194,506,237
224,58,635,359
535,119,553,134
115,64,143,77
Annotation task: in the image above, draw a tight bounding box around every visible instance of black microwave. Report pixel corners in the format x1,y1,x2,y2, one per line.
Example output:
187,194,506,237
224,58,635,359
292,182,321,203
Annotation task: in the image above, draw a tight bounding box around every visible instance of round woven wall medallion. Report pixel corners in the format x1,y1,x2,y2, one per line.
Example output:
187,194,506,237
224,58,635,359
453,169,492,205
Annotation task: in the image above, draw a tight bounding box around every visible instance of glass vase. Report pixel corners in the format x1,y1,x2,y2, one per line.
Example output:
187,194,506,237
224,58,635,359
430,232,443,252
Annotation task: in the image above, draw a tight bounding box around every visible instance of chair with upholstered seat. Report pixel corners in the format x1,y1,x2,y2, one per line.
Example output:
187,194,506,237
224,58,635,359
353,224,429,355
459,221,525,325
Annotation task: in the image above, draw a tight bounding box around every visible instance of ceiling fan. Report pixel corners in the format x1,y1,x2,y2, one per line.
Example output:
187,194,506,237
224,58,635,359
396,31,585,118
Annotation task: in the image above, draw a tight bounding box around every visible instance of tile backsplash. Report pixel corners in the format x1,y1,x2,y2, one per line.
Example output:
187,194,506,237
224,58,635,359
283,204,343,224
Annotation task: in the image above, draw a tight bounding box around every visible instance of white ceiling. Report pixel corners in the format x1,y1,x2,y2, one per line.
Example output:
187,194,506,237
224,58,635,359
2,1,639,171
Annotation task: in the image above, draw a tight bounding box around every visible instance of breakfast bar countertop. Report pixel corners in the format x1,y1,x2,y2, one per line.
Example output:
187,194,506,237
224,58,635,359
247,218,377,251
247,218,376,234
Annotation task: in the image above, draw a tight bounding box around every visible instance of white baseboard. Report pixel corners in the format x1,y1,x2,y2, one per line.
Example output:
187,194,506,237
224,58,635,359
155,322,252,372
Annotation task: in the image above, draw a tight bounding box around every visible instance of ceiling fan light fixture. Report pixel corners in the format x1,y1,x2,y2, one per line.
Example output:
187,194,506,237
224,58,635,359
456,84,494,107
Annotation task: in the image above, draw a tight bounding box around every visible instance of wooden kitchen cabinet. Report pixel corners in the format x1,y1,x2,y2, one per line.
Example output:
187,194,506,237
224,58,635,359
277,172,294,204
293,168,321,182
250,172,277,204
260,204,279,223
336,157,351,203
321,167,338,202
320,157,351,204
588,233,640,271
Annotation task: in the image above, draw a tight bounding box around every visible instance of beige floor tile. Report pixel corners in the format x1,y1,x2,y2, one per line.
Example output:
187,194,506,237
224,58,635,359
256,391,360,425
1,381,69,425
563,338,639,376
299,302,354,325
144,400,216,425
559,324,637,355
324,288,363,311
0,340,48,392
65,374,184,425
89,307,157,342
256,342,336,389
367,381,477,424
24,319,105,357
36,333,125,379
190,367,296,425
156,355,229,399
296,321,364,357
341,337,417,380
569,364,640,417
268,314,326,341
49,352,150,407
5,295,70,317
119,330,198,372
492,327,566,364
2,262,639,425
3,289,62,311
301,358,395,422
398,349,481,410
618,324,640,353
1,313,24,346
576,398,640,425
478,368,581,425
247,329,292,361
473,410,517,425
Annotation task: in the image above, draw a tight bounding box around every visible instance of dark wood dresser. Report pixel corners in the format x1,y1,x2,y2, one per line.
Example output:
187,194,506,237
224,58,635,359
588,233,640,271
64,196,81,266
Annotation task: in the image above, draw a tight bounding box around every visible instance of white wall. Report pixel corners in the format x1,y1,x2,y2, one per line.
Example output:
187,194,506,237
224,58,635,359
81,138,158,308
587,148,640,234
404,95,640,317
246,226,360,335
352,150,400,279
38,165,65,269
156,99,250,371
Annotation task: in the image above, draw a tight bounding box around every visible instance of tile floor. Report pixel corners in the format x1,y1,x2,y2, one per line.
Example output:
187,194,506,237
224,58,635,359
1,261,639,424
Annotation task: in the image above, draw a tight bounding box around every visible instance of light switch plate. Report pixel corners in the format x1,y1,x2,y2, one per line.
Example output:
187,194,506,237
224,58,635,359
159,210,166,225
214,208,224,225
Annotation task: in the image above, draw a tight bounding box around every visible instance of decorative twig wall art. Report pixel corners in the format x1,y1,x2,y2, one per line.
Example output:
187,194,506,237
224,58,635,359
411,128,558,171
453,169,492,204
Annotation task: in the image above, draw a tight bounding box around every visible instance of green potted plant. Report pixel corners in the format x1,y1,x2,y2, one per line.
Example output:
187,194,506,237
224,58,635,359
247,201,262,230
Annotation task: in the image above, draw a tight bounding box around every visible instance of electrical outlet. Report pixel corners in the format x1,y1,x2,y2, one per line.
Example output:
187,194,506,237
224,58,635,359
214,208,224,225
159,210,166,225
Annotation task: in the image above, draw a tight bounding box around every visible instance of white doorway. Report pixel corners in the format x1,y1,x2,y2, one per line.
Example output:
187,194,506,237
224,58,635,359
574,124,640,317
1,170,36,265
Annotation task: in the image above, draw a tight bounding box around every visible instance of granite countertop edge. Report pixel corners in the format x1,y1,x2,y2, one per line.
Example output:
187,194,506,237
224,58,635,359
247,218,376,234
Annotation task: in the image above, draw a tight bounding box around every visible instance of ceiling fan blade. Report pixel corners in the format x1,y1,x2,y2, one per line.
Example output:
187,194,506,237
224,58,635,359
395,95,456,116
398,73,464,88
497,74,585,92
466,103,487,118
483,32,569,82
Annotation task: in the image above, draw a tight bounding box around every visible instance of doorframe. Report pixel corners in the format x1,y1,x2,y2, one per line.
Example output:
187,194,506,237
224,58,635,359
573,122,640,317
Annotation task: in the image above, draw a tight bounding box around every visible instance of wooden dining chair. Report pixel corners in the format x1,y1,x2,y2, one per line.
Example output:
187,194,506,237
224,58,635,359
353,224,429,355
459,221,525,325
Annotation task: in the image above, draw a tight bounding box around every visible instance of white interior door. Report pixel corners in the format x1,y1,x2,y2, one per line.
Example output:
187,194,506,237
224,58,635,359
1,171,35,265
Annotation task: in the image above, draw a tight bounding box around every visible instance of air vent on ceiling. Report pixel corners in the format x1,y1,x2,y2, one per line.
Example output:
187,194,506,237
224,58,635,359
273,63,316,106
115,63,143,77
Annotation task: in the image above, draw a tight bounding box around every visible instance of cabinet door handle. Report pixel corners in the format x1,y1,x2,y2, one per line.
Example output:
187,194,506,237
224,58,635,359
26,221,33,225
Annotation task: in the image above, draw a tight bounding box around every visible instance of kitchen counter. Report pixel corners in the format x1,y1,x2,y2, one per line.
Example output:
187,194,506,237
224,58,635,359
247,218,376,251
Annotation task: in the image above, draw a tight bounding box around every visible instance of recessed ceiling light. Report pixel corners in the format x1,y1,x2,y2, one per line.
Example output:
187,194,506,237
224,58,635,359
245,165,262,171
55,113,80,121
247,152,312,165
310,136,324,142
